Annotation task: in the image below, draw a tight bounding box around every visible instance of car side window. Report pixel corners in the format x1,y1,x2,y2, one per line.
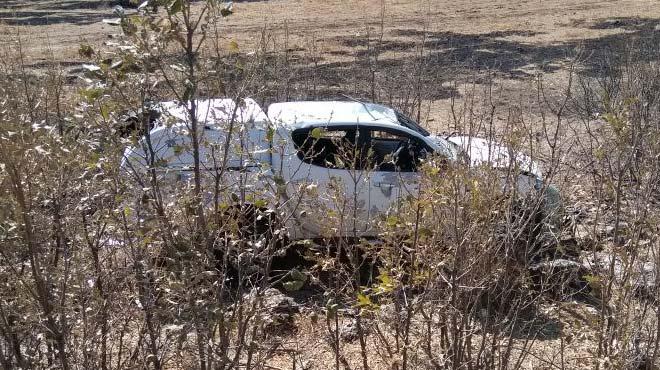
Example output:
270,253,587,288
291,127,368,170
367,128,428,172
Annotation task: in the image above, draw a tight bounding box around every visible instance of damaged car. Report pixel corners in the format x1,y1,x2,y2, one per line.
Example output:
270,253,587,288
122,99,561,240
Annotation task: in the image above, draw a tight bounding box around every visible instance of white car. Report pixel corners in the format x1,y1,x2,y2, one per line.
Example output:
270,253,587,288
122,99,560,239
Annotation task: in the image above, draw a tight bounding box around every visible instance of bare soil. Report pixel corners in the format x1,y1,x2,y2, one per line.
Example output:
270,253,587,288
3,0,660,129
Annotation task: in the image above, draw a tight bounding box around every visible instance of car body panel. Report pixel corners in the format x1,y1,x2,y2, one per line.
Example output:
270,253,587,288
122,98,270,172
446,135,542,178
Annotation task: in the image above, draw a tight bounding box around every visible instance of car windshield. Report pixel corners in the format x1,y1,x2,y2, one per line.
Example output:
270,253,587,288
395,111,430,137
347,100,431,137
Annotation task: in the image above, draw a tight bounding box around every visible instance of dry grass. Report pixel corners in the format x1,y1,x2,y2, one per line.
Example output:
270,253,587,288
3,0,660,128
1,1,660,369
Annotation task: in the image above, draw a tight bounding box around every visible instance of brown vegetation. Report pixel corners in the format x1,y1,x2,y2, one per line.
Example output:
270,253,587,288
0,1,660,369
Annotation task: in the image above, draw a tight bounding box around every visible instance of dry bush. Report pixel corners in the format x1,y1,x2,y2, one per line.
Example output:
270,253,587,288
1,1,660,370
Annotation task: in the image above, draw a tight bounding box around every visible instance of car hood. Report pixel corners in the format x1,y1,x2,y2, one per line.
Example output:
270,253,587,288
444,135,542,178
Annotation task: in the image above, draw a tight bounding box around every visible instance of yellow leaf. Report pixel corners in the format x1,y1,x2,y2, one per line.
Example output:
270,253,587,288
228,40,239,53
357,293,372,307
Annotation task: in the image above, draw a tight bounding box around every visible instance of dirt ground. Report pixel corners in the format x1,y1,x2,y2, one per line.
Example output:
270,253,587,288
2,0,659,61
2,0,660,130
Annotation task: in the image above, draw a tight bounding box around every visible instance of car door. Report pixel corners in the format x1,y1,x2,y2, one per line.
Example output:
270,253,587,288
280,125,372,238
362,126,430,223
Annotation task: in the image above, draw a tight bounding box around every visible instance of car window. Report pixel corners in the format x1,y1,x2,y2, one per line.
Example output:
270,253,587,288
371,130,403,140
291,127,369,170
366,128,428,172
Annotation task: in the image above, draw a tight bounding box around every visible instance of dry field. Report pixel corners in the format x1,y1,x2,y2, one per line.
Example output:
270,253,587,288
2,1,660,369
2,0,660,126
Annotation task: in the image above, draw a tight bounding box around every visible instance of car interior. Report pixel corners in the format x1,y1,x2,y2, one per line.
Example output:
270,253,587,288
292,126,428,172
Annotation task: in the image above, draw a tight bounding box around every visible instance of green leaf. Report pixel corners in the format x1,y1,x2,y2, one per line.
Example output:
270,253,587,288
168,0,183,15
283,268,307,291
356,293,372,307
100,104,110,121
228,40,239,53
120,17,138,36
583,274,602,286
326,300,339,319
283,280,304,291
386,215,399,228
418,227,432,237
289,268,307,282
376,272,395,293
265,126,275,142
273,175,286,186
253,199,268,208
310,127,323,140
378,272,392,286
80,87,104,103
182,85,194,102
235,59,244,71
78,44,94,58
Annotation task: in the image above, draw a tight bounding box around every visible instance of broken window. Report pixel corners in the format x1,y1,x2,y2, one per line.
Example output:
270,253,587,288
291,126,369,170
291,126,430,172
366,128,429,172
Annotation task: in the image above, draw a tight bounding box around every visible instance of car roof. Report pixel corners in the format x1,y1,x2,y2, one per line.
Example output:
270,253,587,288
157,98,268,126
267,101,401,129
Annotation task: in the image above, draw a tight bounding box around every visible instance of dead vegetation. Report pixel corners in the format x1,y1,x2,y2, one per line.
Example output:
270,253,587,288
0,0,660,369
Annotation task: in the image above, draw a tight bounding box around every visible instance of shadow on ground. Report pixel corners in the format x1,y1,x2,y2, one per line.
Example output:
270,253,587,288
502,305,563,341
241,16,660,105
0,0,117,26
